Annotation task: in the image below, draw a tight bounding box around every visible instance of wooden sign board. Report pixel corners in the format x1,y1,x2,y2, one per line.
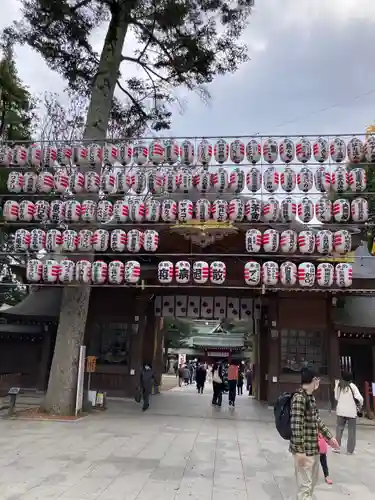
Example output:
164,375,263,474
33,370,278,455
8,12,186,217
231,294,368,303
86,356,97,373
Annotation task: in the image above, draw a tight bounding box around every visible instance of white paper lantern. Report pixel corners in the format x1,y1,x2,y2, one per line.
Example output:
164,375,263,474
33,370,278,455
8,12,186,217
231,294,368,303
74,145,89,167
333,230,352,254
43,260,60,283
246,139,261,164
129,168,147,194
164,139,179,165
70,171,85,194
262,229,279,253
297,167,313,193
163,169,180,193
214,139,229,164
19,200,35,222
102,143,118,165
364,137,375,163
133,141,148,165
316,230,333,254
124,260,140,283
113,199,129,223
296,137,311,163
59,259,75,283
29,229,46,252
85,171,100,193
351,197,368,222
39,170,56,193
280,197,297,222
331,166,349,193
244,261,261,286
313,137,329,163
347,137,364,163
33,200,50,222
3,200,19,221
127,229,143,253
62,230,78,252
210,261,226,284
7,172,23,193
26,259,43,282
194,169,211,194
158,261,174,284
64,200,81,223
22,172,38,193
228,198,244,222
147,169,163,194
335,263,352,288
92,229,109,252
27,143,40,165
262,261,279,285
42,146,57,167
97,200,113,223
280,230,298,253
108,261,125,285
349,168,366,192
116,171,127,193
45,229,62,252
81,200,97,222
161,199,177,222
13,145,28,166
280,262,297,286
92,261,108,284
316,263,334,287
212,168,228,193
175,261,191,284
57,145,73,166
263,167,279,193
180,140,194,165
0,146,13,167
197,140,212,165
228,168,245,194
101,170,117,194
195,199,211,222
245,229,262,253
333,199,351,223
314,166,331,193
77,229,93,252
280,168,296,193
298,197,314,223
54,169,69,193
128,197,145,222
178,169,193,194
298,262,315,287
143,229,159,252
178,200,194,222
117,144,133,165
110,229,127,252
230,140,245,164
211,199,227,222
145,199,160,222
245,198,262,222
330,137,346,163
298,231,315,254
263,138,278,163
246,167,261,193
14,229,31,251
262,197,279,222
315,197,332,223
149,140,165,165
279,138,295,163
193,261,209,284
76,260,92,283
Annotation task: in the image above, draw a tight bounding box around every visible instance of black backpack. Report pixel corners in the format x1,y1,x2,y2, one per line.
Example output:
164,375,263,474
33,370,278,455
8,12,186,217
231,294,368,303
274,391,309,440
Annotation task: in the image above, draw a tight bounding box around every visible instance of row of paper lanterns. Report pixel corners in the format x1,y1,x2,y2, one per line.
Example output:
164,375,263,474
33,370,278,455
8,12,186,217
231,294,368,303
2,196,368,224
246,229,352,255
1,136,374,167
14,228,158,253
26,259,141,284
6,165,367,195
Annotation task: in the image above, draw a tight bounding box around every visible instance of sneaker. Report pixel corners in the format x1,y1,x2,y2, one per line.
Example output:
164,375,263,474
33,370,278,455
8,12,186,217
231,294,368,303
325,477,333,485
332,448,340,454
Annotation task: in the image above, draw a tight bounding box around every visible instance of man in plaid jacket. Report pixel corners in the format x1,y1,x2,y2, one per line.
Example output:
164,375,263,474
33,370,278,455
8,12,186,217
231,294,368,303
290,368,339,500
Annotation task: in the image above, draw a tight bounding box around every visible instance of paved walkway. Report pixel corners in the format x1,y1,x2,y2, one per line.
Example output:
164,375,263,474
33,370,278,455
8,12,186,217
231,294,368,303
0,383,374,500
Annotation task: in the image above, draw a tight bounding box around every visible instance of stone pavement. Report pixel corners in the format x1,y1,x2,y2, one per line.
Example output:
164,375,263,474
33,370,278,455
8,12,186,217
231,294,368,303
0,383,374,500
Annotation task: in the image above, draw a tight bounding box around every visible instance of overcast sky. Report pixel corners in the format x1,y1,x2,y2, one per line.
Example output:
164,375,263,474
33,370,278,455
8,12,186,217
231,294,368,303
3,0,375,139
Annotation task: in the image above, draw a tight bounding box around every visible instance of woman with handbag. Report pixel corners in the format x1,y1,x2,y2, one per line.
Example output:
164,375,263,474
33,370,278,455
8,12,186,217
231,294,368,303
212,362,223,407
334,371,364,454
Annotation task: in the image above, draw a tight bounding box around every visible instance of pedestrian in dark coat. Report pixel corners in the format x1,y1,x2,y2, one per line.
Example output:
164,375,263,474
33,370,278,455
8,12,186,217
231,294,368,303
196,364,207,394
140,364,154,411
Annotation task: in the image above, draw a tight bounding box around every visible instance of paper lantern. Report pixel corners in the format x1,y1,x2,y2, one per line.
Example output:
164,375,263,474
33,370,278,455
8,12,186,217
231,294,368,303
245,198,262,222
164,139,179,165
76,230,92,252
101,170,117,194
117,144,133,165
175,261,191,284
149,140,165,165
147,169,163,195
347,137,364,163
280,197,297,222
133,141,148,165
57,145,73,166
14,229,31,251
211,199,227,222
192,261,209,284
126,229,143,253
228,168,245,194
128,197,145,222
62,230,78,252
349,168,366,192
19,200,35,222
214,139,229,164
228,198,244,222
116,171,127,194
113,199,129,223
263,229,279,253
197,140,212,165
163,169,180,193
179,168,193,194
22,172,38,193
313,137,329,163
263,167,279,193
96,200,113,223
54,169,69,193
161,199,177,222
102,143,118,165
330,137,346,163
296,137,311,163
246,167,261,193
43,260,60,283
29,229,46,252
280,262,297,286
85,171,100,193
298,231,315,254
42,146,57,167
92,261,108,284
333,230,351,254
279,138,295,163
244,261,261,286
143,229,159,252
210,261,226,284
262,197,279,222
129,168,146,194
125,260,141,283
180,140,194,165
145,199,160,222
59,259,75,283
92,229,109,252
3,200,19,221
158,261,174,284
316,230,333,254
13,145,28,166
263,138,278,163
297,167,313,193
262,261,279,285
245,229,262,253
178,200,194,222
196,199,211,222
315,197,332,223
298,262,315,287
316,263,334,287
335,263,353,288
0,146,13,167
45,230,62,252
76,260,92,283
27,259,43,282
246,139,261,164
194,169,211,193
7,172,23,193
315,166,331,193
64,200,81,223
280,230,298,253
331,167,349,193
73,145,89,167
81,200,96,222
37,178,55,202
364,137,375,163
110,229,127,252
280,168,296,193
28,144,41,167
297,197,314,223
70,171,85,193
32,200,49,222
212,168,228,193
333,199,351,223
230,140,245,164
108,261,125,284
351,198,368,222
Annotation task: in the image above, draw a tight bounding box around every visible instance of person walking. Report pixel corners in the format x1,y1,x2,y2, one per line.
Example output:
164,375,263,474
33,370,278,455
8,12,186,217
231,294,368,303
246,367,253,396
237,369,244,395
318,433,333,484
290,367,338,500
182,365,190,385
227,361,238,407
196,363,207,394
212,362,223,407
140,363,154,412
334,371,363,455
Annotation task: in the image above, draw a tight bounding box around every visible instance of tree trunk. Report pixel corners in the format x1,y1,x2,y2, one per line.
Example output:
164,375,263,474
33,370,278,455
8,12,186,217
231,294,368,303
42,2,137,415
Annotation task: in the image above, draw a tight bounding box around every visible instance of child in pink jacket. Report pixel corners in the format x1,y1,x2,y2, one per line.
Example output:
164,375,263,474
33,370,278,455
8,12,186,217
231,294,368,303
319,433,333,484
